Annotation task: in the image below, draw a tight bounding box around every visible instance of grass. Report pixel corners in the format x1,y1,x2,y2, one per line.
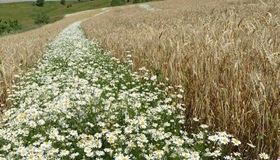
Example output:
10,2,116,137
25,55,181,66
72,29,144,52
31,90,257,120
0,20,269,160
0,0,111,30
81,0,280,158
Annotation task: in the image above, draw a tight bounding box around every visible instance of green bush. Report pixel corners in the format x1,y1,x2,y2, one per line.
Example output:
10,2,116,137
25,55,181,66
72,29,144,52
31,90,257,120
33,11,50,25
111,0,126,6
133,0,154,3
36,0,44,7
61,0,66,5
0,19,22,35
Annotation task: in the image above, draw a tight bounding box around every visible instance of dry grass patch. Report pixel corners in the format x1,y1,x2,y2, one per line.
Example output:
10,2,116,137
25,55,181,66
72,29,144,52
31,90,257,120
0,8,108,111
82,0,280,158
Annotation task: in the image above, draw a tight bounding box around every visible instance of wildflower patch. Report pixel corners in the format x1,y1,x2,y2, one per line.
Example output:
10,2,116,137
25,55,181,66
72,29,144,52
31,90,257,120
0,22,269,159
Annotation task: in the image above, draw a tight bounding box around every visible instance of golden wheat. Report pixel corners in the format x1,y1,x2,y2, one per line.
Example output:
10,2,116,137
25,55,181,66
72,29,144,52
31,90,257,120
82,0,280,158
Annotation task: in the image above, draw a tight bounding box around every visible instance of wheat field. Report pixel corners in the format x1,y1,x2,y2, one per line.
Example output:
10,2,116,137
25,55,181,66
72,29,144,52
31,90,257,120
0,9,105,110
0,0,279,158
82,0,280,158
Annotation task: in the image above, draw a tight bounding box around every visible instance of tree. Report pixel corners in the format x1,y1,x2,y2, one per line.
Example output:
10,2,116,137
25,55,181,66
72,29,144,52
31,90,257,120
36,0,44,7
61,0,66,5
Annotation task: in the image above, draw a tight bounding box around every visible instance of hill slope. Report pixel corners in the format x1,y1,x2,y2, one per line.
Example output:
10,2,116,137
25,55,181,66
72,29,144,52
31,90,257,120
0,0,111,29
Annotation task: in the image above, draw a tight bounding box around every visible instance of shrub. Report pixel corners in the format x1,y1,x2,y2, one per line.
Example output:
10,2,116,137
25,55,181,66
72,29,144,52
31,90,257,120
133,0,140,3
0,19,22,35
36,0,44,7
33,11,50,25
111,0,126,6
61,0,66,5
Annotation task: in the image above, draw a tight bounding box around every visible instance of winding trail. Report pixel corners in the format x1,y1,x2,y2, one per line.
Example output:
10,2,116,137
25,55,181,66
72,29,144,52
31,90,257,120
65,8,109,18
138,4,159,11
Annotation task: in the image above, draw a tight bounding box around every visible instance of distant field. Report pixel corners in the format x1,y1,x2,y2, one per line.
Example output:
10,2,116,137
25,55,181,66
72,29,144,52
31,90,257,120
0,0,111,30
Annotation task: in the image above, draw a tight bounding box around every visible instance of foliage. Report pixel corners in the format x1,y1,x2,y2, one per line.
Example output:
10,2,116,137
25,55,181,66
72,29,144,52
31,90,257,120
33,11,50,25
133,0,153,3
111,0,126,6
132,0,140,3
0,19,22,35
61,0,66,5
36,0,45,7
